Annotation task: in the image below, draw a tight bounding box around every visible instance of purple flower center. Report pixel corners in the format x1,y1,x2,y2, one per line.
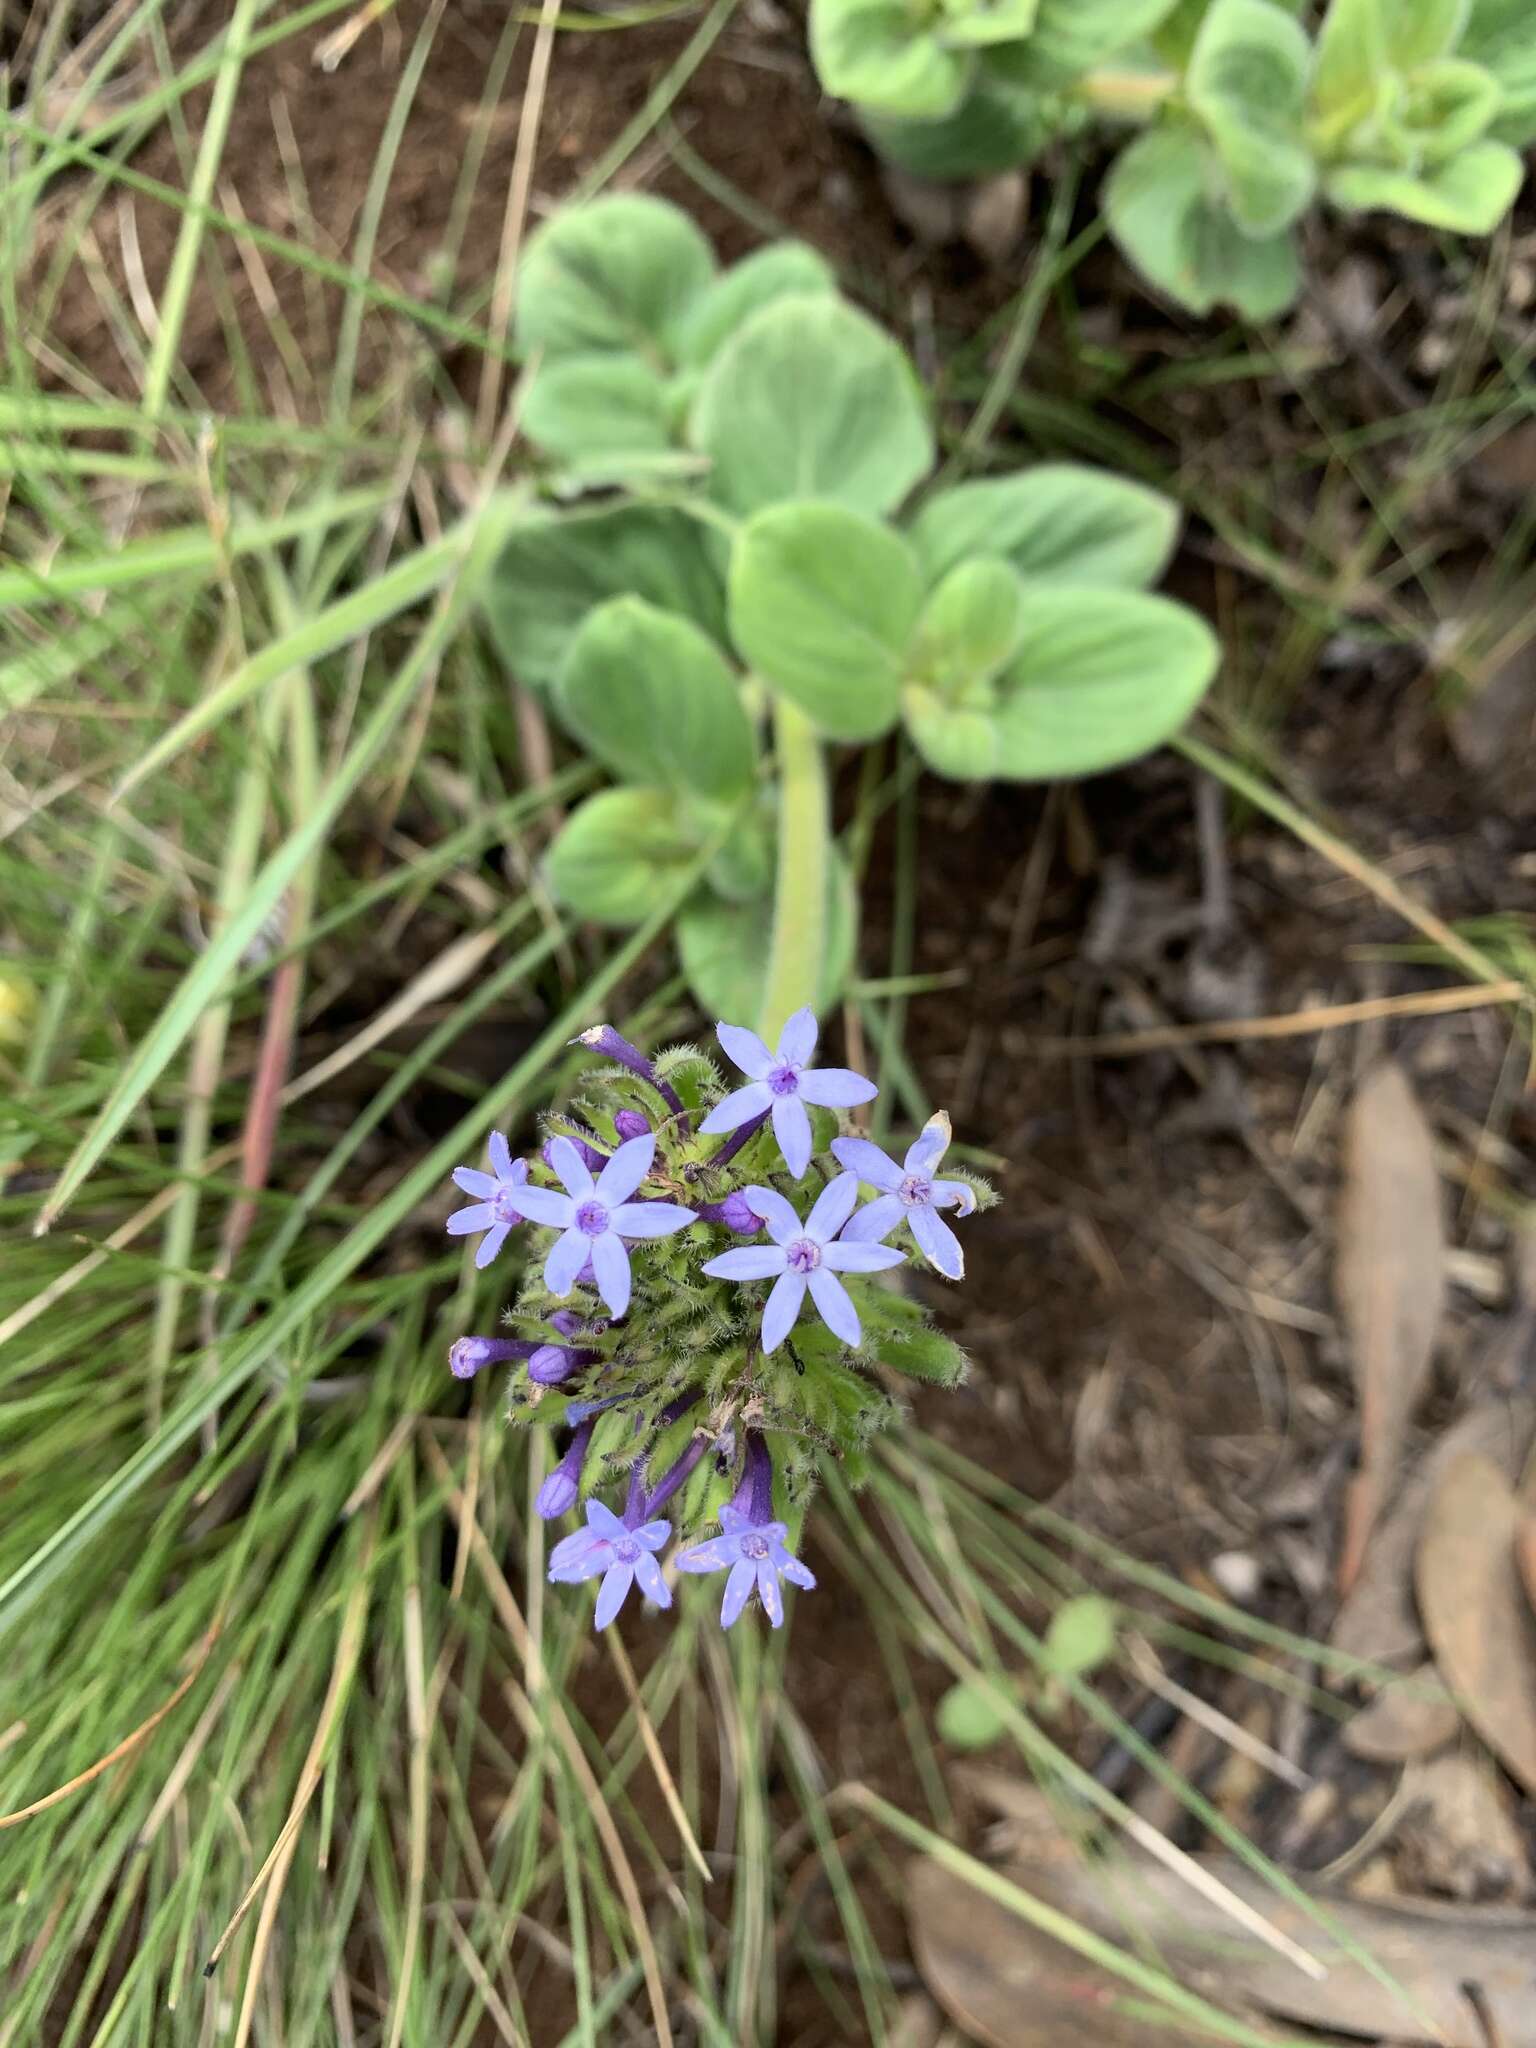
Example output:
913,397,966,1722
898,1174,933,1208
613,1535,641,1563
786,1237,821,1274
575,1199,610,1237
492,1186,523,1225
740,1531,771,1560
767,1063,801,1098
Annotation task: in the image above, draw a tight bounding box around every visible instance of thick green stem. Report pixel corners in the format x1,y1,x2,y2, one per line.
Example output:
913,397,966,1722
1073,67,1179,119
757,699,829,1041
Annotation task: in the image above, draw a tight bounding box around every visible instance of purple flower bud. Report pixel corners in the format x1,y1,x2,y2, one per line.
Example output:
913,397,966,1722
573,1024,689,1129
536,1464,580,1519
698,1190,764,1235
528,1343,600,1386
614,1109,651,1141
449,1335,532,1380
707,1106,770,1173
536,1412,600,1520
549,1309,588,1338
542,1132,608,1174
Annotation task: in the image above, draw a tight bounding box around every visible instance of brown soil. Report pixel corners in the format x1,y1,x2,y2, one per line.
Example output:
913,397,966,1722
25,2,1536,2041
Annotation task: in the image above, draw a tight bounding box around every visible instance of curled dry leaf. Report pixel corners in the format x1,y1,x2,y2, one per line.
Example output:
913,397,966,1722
1342,1663,1460,1765
1331,1393,1536,1669
1334,1059,1445,1597
960,1766,1536,2046
1417,1450,1536,1800
1394,1751,1531,1905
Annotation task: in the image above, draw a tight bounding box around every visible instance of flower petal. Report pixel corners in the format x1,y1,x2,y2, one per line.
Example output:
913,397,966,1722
796,1066,878,1110
821,1238,905,1273
760,1269,807,1353
772,1094,813,1178
699,1080,773,1136
633,1549,672,1609
446,1202,496,1236
474,1222,512,1270
775,1007,818,1067
838,1193,904,1245
720,1557,757,1629
931,1177,977,1216
806,1170,859,1243
594,1561,634,1630
453,1166,498,1198
488,1131,514,1179
716,1021,775,1080
829,1135,902,1191
544,1225,591,1297
756,1557,784,1627
547,1135,595,1201
910,1202,964,1281
780,1553,817,1590
718,1504,751,1538
807,1266,861,1347
610,1200,696,1239
904,1110,952,1177
702,1244,787,1282
636,1517,672,1550
595,1132,654,1206
741,1185,801,1246
590,1231,632,1318
549,1537,609,1583
505,1183,572,1228
586,1500,628,1539
675,1539,737,1574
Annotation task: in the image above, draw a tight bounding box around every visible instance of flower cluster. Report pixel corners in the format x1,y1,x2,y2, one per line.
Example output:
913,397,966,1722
445,1011,984,1632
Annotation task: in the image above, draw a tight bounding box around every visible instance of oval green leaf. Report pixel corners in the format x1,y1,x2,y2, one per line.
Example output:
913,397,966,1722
909,466,1181,591
544,788,699,926
809,0,971,118
691,293,934,517
1325,139,1523,229
520,353,676,463
1104,126,1302,318
1186,0,1316,236
675,242,838,368
516,194,716,360
992,588,1219,780
557,596,757,803
729,501,922,741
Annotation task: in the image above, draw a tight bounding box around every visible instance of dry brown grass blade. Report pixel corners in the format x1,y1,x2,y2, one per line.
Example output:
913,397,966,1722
1335,1060,1446,1596
0,1621,221,1828
1032,980,1526,1057
1417,1451,1536,1800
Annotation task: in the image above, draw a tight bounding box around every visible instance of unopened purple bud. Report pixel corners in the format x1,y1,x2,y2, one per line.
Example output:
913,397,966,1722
573,1024,688,1129
614,1109,651,1141
708,1106,770,1173
548,1309,588,1338
699,1190,764,1235
536,1412,600,1520
543,1132,608,1174
535,1466,580,1519
450,1335,532,1380
529,1343,600,1386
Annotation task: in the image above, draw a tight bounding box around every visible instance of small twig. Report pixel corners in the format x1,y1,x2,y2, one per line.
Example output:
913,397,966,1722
1125,1637,1312,1793
1031,978,1526,1056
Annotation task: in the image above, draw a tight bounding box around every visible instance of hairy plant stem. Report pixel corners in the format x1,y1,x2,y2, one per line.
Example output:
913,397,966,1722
1074,67,1178,119
757,698,829,1042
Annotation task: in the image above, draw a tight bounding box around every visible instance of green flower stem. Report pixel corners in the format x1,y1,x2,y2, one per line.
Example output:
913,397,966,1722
758,697,829,1041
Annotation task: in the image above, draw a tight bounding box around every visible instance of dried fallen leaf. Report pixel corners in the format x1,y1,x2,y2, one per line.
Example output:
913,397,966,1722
1332,1394,1536,1668
1335,1060,1445,1596
962,1767,1536,2045
1343,1664,1461,1764
1518,1514,1536,1623
1418,1451,1536,1799
1395,1751,1531,1904
906,1858,1293,2048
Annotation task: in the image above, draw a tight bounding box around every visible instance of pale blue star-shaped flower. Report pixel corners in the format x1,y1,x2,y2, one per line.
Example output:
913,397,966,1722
701,1172,904,1352
510,1133,696,1318
833,1111,977,1281
547,1499,673,1629
676,1501,816,1628
446,1132,529,1269
700,1007,876,1179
